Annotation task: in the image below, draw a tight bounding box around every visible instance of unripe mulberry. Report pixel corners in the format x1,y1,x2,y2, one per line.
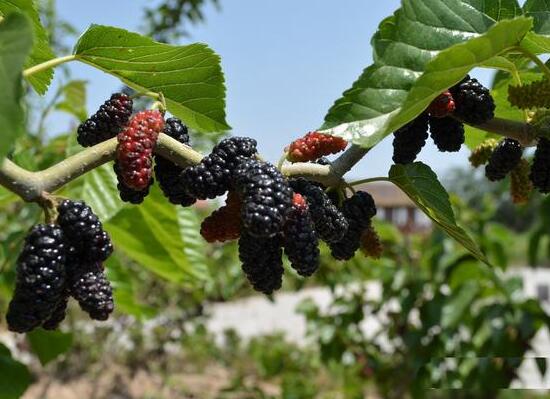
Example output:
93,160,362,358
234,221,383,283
510,158,533,204
485,138,523,181
234,159,293,238
290,178,348,243
287,132,347,162
508,79,550,110
429,116,465,152
42,295,69,330
154,118,196,206
77,93,133,147
360,225,383,259
200,191,242,243
428,91,456,118
239,231,284,294
283,194,320,277
7,225,67,333
530,138,550,193
116,110,164,191
181,137,257,199
57,200,113,263
469,139,498,168
450,76,495,125
392,113,429,164
69,262,114,321
114,161,152,204
329,192,377,261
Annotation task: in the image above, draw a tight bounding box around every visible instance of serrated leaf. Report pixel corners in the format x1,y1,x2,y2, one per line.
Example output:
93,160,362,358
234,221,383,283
177,206,210,282
55,80,88,121
0,343,32,399
389,162,489,264
0,0,55,94
27,329,73,366
322,0,532,148
74,24,229,132
80,163,123,222
0,13,33,162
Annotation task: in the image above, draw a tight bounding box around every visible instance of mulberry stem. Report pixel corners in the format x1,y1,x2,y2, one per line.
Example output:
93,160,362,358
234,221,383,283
23,55,77,77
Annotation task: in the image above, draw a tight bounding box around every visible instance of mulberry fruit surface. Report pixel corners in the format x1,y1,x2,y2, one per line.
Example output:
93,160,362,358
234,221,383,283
57,200,113,262
508,79,550,110
360,225,383,259
234,159,293,238
428,90,456,118
329,191,377,261
114,161,152,204
450,76,495,124
154,118,196,206
429,116,465,152
392,113,429,164
510,158,533,204
69,262,114,321
116,110,164,191
239,231,284,295
77,93,133,147
290,178,348,243
469,139,498,168
287,131,347,162
530,138,550,193
181,137,258,199
42,295,69,330
485,138,523,182
200,191,242,243
7,224,67,333
283,194,320,277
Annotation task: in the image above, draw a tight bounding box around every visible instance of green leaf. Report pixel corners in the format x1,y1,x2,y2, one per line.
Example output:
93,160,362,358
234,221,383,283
27,329,73,366
322,0,532,148
177,206,210,282
0,343,32,399
442,281,480,329
74,24,229,132
55,80,88,121
389,162,488,264
524,0,550,34
0,0,55,94
0,13,33,162
80,164,124,222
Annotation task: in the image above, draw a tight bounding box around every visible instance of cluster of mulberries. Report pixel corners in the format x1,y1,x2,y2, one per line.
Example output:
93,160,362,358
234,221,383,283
392,75,494,164
287,131,347,162
6,200,114,333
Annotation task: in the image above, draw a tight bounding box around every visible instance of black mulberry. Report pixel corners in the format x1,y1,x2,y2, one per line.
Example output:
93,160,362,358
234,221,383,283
450,76,495,125
429,116,465,152
485,138,523,182
392,113,429,164
42,295,69,330
530,138,550,193
69,262,114,321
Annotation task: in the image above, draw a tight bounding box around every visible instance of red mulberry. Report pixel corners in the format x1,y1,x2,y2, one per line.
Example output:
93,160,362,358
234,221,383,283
200,191,242,243
428,91,456,118
287,132,347,162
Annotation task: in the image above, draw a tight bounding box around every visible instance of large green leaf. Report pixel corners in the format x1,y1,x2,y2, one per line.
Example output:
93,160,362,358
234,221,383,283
177,206,210,282
389,162,488,264
80,164,124,222
524,0,550,34
27,329,73,366
55,79,88,121
322,0,532,148
0,0,55,94
0,344,31,399
0,13,33,162
74,24,229,132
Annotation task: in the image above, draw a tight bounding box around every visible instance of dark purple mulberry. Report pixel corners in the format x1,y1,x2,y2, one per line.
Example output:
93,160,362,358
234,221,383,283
69,262,114,321
485,138,523,182
429,116,465,152
392,113,429,164
450,75,495,125
530,138,550,193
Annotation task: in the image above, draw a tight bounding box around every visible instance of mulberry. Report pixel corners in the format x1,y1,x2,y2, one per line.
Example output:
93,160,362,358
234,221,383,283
42,295,69,330
283,194,320,277
450,76,495,125
469,139,498,168
510,158,533,204
69,262,114,321
329,191,377,261
116,110,164,191
508,79,550,110
77,93,133,147
428,90,456,118
57,200,113,263
7,225,67,333
287,132,347,162
290,178,348,243
154,118,196,206
360,225,383,259
200,191,242,243
485,138,523,182
530,138,550,193
429,116,465,152
392,113,429,164
234,159,293,238
114,161,152,204
239,231,284,295
180,137,257,199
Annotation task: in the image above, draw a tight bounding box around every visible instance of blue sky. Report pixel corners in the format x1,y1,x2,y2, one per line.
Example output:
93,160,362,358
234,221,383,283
52,0,497,179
